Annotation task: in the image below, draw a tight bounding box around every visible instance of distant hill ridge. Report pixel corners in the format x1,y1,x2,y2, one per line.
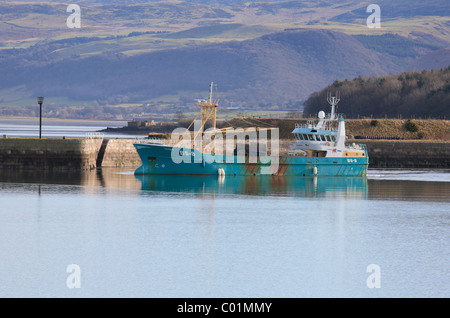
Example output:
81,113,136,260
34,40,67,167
1,29,432,108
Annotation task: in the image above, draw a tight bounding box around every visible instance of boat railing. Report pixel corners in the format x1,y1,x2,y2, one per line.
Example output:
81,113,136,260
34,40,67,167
197,99,219,106
294,123,314,129
294,123,338,132
330,113,345,119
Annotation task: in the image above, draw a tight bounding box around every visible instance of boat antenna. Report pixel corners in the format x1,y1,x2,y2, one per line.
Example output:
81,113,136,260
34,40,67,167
209,81,214,103
327,91,340,120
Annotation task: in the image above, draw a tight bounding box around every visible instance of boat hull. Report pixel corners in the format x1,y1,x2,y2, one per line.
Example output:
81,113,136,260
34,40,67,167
134,143,369,177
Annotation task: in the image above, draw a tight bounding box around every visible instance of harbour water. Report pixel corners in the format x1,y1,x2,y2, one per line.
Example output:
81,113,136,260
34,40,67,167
0,120,448,298
0,168,448,298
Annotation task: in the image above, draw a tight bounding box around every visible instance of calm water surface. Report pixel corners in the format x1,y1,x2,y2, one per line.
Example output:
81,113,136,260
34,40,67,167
0,167,448,298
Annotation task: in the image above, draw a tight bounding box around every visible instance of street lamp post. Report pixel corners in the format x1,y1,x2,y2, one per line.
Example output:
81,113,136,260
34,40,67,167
37,97,44,139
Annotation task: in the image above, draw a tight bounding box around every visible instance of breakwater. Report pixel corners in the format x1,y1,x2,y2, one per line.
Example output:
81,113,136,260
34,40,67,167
0,138,448,170
363,140,450,168
0,138,103,170
0,137,144,170
99,138,143,168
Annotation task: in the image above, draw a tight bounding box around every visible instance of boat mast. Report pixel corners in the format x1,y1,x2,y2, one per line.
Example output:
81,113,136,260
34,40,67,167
186,82,219,152
203,81,216,131
327,91,340,120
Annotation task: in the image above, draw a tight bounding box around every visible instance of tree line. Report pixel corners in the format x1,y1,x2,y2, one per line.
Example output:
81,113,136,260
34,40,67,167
303,67,450,119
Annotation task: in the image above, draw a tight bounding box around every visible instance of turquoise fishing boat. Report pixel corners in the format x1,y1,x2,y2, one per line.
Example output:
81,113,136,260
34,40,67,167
134,83,368,177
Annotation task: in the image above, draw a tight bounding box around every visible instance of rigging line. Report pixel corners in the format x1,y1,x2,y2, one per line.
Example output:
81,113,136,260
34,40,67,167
192,109,215,142
233,116,272,128
244,116,275,128
187,111,202,131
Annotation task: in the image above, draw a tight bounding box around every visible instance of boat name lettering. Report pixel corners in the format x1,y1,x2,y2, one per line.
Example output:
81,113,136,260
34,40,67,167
179,149,196,157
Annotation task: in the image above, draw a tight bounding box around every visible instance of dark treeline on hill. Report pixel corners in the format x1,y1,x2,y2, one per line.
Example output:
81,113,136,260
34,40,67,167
303,67,450,119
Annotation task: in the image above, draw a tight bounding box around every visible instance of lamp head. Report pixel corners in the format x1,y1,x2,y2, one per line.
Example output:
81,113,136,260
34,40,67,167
37,96,44,104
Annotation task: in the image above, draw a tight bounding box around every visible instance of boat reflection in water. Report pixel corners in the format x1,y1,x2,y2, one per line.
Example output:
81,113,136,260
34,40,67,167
1,168,449,202
135,174,368,199
0,168,366,199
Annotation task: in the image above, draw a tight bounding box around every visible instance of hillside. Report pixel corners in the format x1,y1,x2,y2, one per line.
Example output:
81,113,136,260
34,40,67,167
303,67,450,119
2,28,449,118
0,0,449,119
412,48,450,71
0,29,403,108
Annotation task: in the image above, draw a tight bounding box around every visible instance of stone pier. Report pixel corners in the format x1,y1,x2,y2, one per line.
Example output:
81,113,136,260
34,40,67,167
0,138,103,170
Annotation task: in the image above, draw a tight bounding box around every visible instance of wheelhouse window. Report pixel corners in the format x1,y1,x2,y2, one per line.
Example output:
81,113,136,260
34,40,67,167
308,134,314,141
325,135,331,142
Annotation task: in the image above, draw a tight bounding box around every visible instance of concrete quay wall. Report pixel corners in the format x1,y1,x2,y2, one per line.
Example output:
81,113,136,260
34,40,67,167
100,138,142,168
363,140,450,168
0,138,103,170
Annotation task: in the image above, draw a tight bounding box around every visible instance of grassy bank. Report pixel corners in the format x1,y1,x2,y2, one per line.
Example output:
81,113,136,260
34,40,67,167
345,119,450,141
104,117,450,141
217,118,450,141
